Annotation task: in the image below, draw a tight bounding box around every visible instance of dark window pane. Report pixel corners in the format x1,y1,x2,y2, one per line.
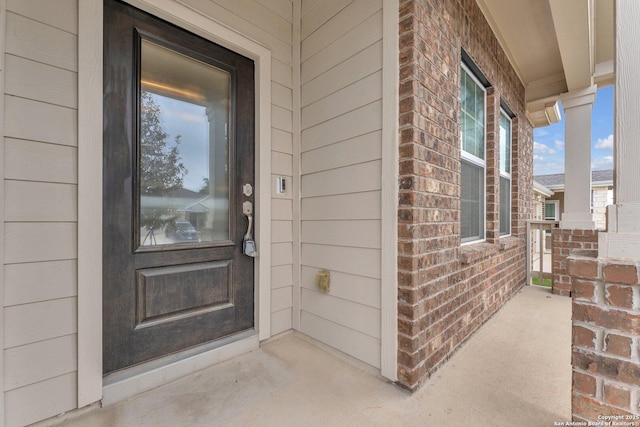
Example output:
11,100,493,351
461,160,484,242
500,176,511,236
545,202,556,220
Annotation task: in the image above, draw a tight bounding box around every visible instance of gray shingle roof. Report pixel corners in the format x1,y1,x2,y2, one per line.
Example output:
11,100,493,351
592,169,614,183
534,173,565,187
533,169,613,188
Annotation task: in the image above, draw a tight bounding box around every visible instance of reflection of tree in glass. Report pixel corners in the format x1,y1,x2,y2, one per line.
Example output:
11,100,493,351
140,91,187,230
198,177,210,195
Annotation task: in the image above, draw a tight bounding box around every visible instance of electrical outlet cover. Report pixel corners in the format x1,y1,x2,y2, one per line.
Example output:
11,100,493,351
316,269,330,293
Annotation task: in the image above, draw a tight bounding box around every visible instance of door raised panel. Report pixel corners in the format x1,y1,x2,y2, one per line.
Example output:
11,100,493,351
136,260,233,327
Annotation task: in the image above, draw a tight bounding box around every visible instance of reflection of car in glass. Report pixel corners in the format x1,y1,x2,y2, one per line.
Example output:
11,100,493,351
165,221,199,242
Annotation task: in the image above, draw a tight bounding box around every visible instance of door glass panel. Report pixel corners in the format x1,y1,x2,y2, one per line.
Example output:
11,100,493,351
139,39,231,247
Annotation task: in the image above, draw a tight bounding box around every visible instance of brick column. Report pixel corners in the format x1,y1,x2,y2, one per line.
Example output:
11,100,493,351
552,229,598,296
568,254,640,420
569,1,640,421
485,88,500,244
397,0,461,390
510,117,531,239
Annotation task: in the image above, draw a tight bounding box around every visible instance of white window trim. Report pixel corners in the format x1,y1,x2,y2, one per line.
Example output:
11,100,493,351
460,63,486,245
461,150,485,167
499,109,512,237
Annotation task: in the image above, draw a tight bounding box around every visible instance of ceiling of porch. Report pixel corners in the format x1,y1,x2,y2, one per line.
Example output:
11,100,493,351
476,0,614,127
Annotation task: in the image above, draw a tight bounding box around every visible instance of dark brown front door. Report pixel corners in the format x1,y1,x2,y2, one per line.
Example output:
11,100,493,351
103,0,255,375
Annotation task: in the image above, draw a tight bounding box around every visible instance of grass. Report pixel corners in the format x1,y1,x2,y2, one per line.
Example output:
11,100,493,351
531,276,552,287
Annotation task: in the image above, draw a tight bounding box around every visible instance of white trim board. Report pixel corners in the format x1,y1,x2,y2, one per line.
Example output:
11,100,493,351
77,0,272,408
380,0,399,382
291,0,302,331
0,0,7,423
77,0,103,408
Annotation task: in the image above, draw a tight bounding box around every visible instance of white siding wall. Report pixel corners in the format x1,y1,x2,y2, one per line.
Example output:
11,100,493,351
2,0,79,426
592,186,610,230
2,0,294,425
300,0,383,369
1,0,387,422
178,0,295,336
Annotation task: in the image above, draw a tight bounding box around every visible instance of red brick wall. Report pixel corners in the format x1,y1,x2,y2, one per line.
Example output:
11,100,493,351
397,0,533,390
552,229,599,296
568,254,640,420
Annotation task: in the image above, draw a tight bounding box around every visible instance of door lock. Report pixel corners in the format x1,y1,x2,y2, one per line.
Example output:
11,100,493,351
243,200,253,216
242,183,253,197
242,201,257,257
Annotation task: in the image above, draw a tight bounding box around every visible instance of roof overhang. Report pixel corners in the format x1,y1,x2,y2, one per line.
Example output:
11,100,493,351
593,180,614,188
534,180,555,198
476,0,614,128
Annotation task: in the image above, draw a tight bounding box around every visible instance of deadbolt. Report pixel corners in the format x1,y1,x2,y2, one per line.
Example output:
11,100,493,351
243,183,253,197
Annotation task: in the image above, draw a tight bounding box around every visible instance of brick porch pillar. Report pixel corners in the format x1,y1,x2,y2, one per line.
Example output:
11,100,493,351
551,229,598,296
569,254,640,420
570,1,640,421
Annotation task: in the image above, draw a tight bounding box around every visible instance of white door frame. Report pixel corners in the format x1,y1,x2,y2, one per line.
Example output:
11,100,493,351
78,0,271,408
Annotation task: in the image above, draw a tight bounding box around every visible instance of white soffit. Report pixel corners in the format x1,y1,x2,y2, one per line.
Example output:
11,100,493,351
476,0,613,127
476,0,566,100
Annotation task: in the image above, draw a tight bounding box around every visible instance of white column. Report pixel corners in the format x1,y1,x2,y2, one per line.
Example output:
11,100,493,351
599,0,640,259
560,87,596,230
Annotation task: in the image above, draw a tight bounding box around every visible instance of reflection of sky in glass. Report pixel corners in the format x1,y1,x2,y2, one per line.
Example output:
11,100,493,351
151,93,209,191
499,113,510,174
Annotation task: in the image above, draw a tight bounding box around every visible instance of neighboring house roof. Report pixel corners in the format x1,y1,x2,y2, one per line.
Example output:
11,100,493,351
181,196,214,213
534,169,613,191
170,188,201,198
533,180,554,197
592,169,614,184
180,196,229,213
533,173,564,188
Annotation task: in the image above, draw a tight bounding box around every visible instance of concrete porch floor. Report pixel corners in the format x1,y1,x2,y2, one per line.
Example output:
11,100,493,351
52,285,571,427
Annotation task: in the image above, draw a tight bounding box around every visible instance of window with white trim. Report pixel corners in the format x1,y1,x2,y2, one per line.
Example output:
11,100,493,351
545,200,559,221
499,110,512,236
460,64,486,243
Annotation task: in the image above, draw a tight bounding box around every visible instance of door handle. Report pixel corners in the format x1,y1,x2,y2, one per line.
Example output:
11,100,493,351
242,201,257,257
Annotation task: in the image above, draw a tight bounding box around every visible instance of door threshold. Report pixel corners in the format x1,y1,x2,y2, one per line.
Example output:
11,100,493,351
102,330,258,406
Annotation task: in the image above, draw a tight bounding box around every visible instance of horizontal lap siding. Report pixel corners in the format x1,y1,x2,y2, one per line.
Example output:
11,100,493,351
2,1,294,424
300,0,383,369
3,1,79,425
